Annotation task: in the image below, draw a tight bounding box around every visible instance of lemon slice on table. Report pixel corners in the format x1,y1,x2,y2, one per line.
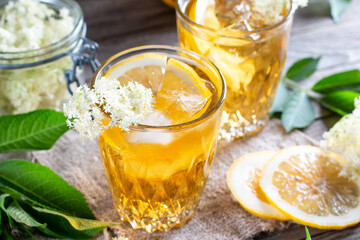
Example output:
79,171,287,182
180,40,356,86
227,151,290,221
260,145,360,230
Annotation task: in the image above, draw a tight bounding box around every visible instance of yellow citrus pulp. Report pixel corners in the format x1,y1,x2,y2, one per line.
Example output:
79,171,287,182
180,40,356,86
227,151,290,220
260,146,360,229
104,53,212,125
228,146,360,229
185,0,251,92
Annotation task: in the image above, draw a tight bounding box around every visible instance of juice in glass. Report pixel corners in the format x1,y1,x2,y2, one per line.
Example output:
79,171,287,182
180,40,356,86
163,0,176,7
176,0,294,140
92,46,225,232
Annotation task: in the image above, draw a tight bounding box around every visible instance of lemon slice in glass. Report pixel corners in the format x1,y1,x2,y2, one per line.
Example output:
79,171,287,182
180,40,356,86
104,53,212,125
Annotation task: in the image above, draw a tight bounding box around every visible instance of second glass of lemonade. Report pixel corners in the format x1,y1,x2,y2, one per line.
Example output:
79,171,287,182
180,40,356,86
176,0,294,140
92,46,225,232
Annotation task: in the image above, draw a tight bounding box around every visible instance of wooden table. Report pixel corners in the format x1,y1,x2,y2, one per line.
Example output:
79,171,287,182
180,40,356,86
77,0,360,239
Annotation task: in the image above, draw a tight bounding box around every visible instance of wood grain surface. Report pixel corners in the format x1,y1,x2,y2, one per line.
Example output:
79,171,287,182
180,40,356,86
76,0,360,239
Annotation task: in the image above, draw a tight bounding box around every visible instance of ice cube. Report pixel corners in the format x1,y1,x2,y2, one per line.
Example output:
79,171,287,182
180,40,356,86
153,58,213,124
174,91,209,116
140,110,172,126
126,111,174,145
214,0,256,31
143,65,165,94
126,130,174,145
156,89,211,124
217,0,289,31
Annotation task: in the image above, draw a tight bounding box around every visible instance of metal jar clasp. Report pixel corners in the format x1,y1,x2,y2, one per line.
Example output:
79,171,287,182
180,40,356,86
65,37,101,95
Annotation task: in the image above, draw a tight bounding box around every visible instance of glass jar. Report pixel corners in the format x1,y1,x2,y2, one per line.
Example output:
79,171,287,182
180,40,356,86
0,0,100,115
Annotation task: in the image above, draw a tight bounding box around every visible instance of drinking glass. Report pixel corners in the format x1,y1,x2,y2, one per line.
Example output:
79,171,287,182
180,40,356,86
176,0,294,140
92,46,226,232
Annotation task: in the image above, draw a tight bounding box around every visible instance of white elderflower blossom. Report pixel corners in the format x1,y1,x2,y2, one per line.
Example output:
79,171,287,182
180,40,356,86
112,236,128,240
292,0,308,8
321,97,360,181
251,0,308,26
63,77,154,140
0,0,75,115
0,0,74,51
354,97,360,118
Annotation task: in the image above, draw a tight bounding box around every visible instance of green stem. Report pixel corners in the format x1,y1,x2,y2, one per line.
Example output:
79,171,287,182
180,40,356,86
282,78,304,92
282,78,320,101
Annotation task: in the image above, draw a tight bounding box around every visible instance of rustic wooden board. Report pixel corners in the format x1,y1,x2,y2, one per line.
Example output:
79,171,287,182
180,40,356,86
77,0,360,239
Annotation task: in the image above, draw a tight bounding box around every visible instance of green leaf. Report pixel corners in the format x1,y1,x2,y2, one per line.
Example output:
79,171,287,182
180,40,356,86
36,225,69,239
24,206,112,239
6,200,45,228
329,0,352,23
0,231,14,240
0,194,12,227
0,109,69,153
320,91,360,115
286,57,321,81
281,91,316,132
12,221,36,238
0,160,95,219
33,207,116,231
305,226,312,240
270,81,291,115
312,69,360,94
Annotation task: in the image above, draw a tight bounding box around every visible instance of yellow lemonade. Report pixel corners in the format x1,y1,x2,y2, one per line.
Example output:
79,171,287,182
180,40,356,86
176,0,294,140
94,47,225,232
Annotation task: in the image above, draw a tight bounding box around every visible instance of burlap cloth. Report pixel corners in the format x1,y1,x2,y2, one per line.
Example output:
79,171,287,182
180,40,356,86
21,119,317,239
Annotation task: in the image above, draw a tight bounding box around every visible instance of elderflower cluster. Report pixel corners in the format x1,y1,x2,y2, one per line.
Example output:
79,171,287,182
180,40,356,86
321,97,360,181
112,237,128,240
251,0,308,26
0,58,72,115
0,0,74,52
63,77,154,140
0,0,75,115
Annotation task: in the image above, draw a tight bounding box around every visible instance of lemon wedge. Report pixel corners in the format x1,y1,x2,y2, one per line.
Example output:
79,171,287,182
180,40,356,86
205,47,255,92
181,0,218,54
190,0,219,29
